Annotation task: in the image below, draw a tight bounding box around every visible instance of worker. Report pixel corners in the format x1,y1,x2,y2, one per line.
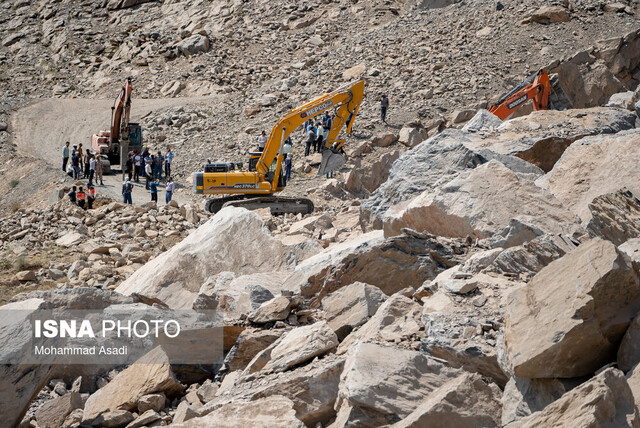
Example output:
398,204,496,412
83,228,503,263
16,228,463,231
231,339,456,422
71,144,78,156
165,148,174,178
95,154,104,185
62,141,70,172
134,151,141,182
88,154,96,187
380,94,389,123
284,154,292,183
77,144,84,176
71,151,81,180
150,178,158,202
122,178,133,204
305,125,316,157
125,154,133,181
322,111,330,127
84,149,92,180
316,123,325,153
145,160,153,190
154,151,164,180
77,186,86,209
165,176,175,203
68,185,77,203
87,185,95,209
257,130,268,151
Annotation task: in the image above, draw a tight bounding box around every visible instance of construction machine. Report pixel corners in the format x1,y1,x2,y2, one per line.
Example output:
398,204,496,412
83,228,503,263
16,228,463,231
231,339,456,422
91,77,142,172
193,79,365,215
489,69,550,120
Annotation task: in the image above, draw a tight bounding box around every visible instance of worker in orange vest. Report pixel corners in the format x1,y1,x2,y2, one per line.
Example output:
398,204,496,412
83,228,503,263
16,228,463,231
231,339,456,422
77,186,86,209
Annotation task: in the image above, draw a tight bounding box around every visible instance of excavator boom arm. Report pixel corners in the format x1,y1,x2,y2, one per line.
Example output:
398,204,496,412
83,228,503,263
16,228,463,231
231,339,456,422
489,70,550,120
110,77,132,143
258,79,365,175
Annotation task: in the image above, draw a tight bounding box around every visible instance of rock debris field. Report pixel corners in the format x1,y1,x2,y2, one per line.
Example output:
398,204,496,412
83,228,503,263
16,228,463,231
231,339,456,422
4,0,640,427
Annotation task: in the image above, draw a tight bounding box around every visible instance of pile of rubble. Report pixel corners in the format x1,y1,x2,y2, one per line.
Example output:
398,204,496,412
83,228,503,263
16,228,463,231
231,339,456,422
4,98,640,427
0,198,207,298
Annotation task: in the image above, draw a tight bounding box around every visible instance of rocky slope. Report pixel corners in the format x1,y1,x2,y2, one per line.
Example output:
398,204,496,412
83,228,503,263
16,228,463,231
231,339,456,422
4,0,640,427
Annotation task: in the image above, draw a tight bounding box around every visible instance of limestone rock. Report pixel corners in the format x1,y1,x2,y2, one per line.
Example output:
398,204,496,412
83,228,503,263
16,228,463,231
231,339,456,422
334,343,460,427
619,313,640,372
88,410,135,427
36,391,83,428
0,298,53,428
264,322,338,372
125,409,161,428
137,393,166,413
224,328,282,371
505,239,640,378
284,230,464,305
508,368,639,427
626,364,640,412
198,356,345,426
587,188,640,246
338,294,423,353
176,34,210,56
345,150,401,197
501,377,566,426
83,347,183,422
55,231,85,247
249,296,291,324
173,395,305,428
322,282,387,340
537,129,640,222
398,125,428,148
523,5,570,24
116,208,292,309
391,373,502,428
462,109,502,132
383,160,580,240
343,64,366,80
492,234,578,275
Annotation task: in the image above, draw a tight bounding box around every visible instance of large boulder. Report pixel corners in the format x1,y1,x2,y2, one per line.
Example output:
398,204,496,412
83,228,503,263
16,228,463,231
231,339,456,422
463,107,635,172
383,160,580,240
500,377,566,426
36,392,83,428
587,188,640,246
537,129,640,222
198,355,345,426
83,347,183,422
359,129,541,230
264,321,338,372
173,395,305,428
116,208,293,308
505,238,640,378
0,298,53,428
176,34,210,56
338,294,423,353
345,150,401,197
283,231,465,305
618,313,640,372
390,372,502,428
359,130,486,230
223,328,283,371
333,342,461,427
507,368,639,427
492,234,578,275
321,282,387,340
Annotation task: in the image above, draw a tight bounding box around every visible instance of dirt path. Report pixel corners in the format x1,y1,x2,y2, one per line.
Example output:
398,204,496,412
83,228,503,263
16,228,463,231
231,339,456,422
11,96,217,206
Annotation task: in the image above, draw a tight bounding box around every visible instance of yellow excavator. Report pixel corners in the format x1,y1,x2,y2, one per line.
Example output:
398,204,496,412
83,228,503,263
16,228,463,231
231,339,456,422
193,79,365,214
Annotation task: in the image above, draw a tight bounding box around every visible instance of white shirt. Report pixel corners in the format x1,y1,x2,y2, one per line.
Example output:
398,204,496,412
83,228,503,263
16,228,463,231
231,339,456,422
134,155,141,166
258,135,268,149
166,182,175,192
89,158,96,171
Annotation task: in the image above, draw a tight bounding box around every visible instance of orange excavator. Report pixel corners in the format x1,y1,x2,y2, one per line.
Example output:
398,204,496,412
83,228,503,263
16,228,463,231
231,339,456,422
489,70,550,120
91,77,142,172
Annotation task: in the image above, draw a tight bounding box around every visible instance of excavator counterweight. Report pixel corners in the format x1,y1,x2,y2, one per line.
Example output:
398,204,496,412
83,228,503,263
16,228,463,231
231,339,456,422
194,80,366,215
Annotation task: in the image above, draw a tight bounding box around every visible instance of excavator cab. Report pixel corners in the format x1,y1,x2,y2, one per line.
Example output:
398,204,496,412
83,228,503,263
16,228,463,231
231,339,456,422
489,70,550,120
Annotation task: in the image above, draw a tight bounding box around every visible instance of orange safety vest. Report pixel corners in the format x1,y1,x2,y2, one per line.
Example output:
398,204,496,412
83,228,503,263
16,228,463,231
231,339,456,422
89,188,95,198
77,191,86,201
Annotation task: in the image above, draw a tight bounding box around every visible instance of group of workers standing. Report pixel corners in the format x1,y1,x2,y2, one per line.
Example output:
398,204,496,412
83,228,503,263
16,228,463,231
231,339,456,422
62,141,104,187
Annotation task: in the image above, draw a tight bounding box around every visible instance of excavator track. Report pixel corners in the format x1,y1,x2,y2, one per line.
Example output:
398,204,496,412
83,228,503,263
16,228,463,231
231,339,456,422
205,195,314,215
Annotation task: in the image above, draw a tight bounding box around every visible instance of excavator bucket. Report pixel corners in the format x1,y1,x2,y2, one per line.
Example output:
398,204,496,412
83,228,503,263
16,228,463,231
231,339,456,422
316,150,346,177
